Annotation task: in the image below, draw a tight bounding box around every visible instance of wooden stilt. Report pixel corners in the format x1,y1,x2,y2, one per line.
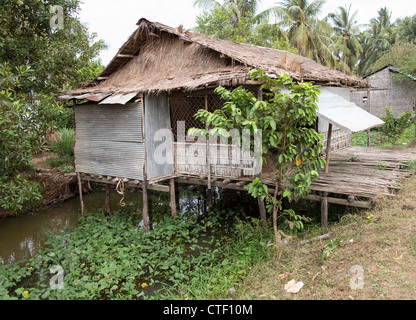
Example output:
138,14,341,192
170,178,177,219
105,184,111,215
142,174,149,234
141,95,149,234
257,196,267,227
325,123,333,173
174,180,180,212
148,189,153,231
77,173,84,214
207,188,213,209
321,192,329,229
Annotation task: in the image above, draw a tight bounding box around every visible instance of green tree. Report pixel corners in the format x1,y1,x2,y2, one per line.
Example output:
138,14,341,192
189,69,325,250
327,4,362,74
270,0,335,67
0,0,106,97
194,0,264,23
396,15,416,44
358,7,397,75
0,65,55,213
195,6,297,52
373,42,416,71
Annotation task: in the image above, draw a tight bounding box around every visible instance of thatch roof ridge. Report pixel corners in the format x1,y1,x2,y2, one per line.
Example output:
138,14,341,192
63,18,367,98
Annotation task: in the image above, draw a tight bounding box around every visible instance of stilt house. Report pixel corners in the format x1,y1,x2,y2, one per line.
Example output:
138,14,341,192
60,18,385,220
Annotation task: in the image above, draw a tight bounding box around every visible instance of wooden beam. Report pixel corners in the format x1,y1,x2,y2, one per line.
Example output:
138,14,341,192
116,54,135,58
306,194,372,209
77,173,85,214
325,123,333,173
79,175,169,193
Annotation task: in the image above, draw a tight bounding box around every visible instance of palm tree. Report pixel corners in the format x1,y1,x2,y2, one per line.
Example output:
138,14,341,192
193,0,263,22
397,15,416,44
269,0,335,67
358,7,397,76
327,4,362,74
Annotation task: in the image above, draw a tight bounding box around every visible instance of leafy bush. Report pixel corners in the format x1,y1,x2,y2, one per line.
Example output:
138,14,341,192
0,175,42,213
51,128,75,157
379,107,415,145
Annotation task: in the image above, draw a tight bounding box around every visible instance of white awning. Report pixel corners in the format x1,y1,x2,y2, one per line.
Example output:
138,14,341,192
98,92,138,105
281,86,384,133
317,88,384,134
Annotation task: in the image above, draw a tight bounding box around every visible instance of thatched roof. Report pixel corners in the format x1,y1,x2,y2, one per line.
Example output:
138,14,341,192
61,18,367,100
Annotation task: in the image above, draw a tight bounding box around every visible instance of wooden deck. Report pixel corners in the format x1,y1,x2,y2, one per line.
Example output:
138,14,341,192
176,146,416,208
309,146,416,199
78,146,416,231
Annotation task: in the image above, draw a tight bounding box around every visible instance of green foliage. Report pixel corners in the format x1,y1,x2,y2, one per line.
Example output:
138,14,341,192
195,7,297,53
0,208,275,300
0,0,106,95
0,64,66,214
379,107,415,146
51,128,75,157
0,175,42,213
190,69,325,249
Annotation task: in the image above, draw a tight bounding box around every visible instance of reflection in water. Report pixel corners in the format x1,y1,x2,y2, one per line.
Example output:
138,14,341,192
0,183,258,265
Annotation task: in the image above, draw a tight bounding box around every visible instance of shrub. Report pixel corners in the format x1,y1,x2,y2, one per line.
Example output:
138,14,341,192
0,175,42,213
380,107,415,146
51,128,75,157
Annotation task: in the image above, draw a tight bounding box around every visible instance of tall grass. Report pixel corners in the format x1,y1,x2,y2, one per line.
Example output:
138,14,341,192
51,128,75,156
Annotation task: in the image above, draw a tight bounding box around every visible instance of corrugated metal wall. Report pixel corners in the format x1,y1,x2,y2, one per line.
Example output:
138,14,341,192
144,93,175,179
74,102,145,180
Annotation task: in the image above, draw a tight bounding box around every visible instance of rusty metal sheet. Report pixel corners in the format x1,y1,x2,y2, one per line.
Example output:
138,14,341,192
83,93,111,102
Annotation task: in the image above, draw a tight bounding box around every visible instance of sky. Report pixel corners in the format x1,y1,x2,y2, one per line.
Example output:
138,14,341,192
77,0,416,66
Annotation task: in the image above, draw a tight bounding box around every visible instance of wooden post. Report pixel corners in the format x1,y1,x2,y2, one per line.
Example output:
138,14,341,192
367,79,371,146
141,95,149,234
142,172,149,234
77,172,84,214
148,189,153,231
257,196,267,227
170,178,177,219
325,123,333,173
413,106,416,138
205,95,213,208
105,184,111,215
207,189,213,209
321,192,328,229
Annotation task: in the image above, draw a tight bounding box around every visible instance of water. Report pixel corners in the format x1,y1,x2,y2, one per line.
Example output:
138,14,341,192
0,184,259,265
